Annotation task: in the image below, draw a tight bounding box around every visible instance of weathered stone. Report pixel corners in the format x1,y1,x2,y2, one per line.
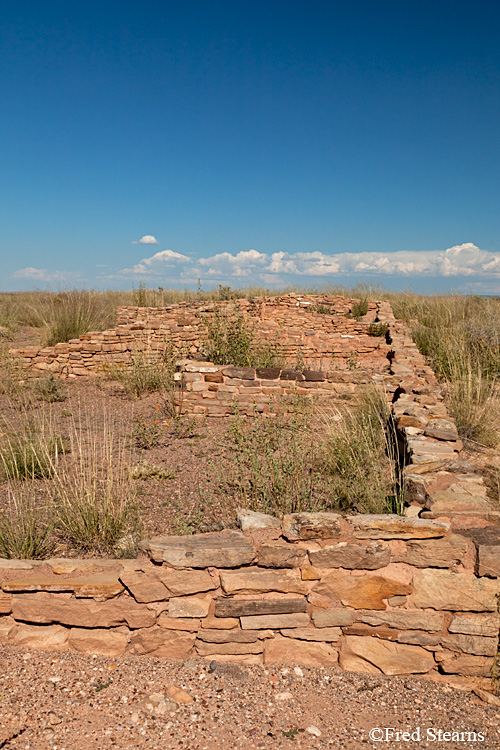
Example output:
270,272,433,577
119,572,170,603
280,627,341,641
129,626,195,657
2,573,124,599
0,592,12,614
355,610,444,631
167,685,194,704
257,541,308,569
478,546,500,578
0,615,17,641
397,631,441,648
157,569,216,596
168,596,211,618
236,509,281,531
347,515,449,540
220,568,308,595
12,592,156,628
256,367,281,379
399,535,468,568
302,370,325,382
264,637,338,666
280,369,305,381
136,692,178,718
343,624,400,641
197,629,260,643
449,613,500,637
301,565,321,580
312,609,355,627
222,366,255,380
69,628,128,656
412,570,500,611
202,616,239,629
438,653,494,676
339,636,435,675
282,513,342,540
157,615,200,632
439,634,498,656
13,624,69,651
240,613,310,630
140,530,255,567
309,541,390,570
425,476,491,513
424,419,458,442
314,572,411,610
196,640,264,656
215,597,307,618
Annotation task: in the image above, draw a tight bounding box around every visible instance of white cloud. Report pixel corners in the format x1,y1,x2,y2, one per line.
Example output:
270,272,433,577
114,242,500,286
13,267,73,282
132,235,159,244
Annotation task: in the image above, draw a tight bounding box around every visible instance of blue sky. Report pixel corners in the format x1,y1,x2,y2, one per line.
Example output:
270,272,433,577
1,1,499,293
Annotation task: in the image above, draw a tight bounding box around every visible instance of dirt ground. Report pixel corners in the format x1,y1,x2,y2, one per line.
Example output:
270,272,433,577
1,644,499,750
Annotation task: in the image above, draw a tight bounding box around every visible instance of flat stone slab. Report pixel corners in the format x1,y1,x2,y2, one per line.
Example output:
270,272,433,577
240,613,310,630
257,541,308,568
412,570,500,611
236,509,281,531
1,574,123,599
282,513,342,540
339,636,435,675
309,541,390,570
220,568,308,595
347,515,449,539
140,530,255,567
314,572,411,610
354,610,445,632
215,597,307,618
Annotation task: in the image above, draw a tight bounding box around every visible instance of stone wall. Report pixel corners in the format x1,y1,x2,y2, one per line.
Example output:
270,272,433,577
8,294,388,378
0,512,499,683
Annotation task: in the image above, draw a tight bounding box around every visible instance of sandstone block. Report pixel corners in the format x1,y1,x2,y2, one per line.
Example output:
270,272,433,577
220,568,308,595
347,515,449,540
354,610,444,631
425,476,491,513
168,596,211,618
119,572,170,603
439,634,498,656
13,624,69,651
424,419,458,442
157,615,200,632
282,512,342,540
396,631,441,648
221,366,255,379
412,570,500,611
437,653,495,676
0,615,17,642
309,541,390,570
399,535,468,568
197,629,260,643
69,628,128,656
449,613,500,637
236,509,281,531
0,592,12,614
157,569,216,596
478,546,500,578
264,637,338,667
280,627,341,641
257,541,308,568
2,573,124,599
215,597,307,618
312,609,355,627
140,530,255,567
339,636,435,675
202,616,239,629
12,592,156,628
256,367,281,379
129,626,195,657
314,572,411,610
240,613,310,630
196,640,263,656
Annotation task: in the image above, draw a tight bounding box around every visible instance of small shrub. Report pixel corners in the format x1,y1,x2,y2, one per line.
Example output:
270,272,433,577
130,462,175,480
347,298,369,320
0,488,53,559
312,304,331,314
32,373,66,403
106,340,180,403
202,303,283,367
368,322,389,337
133,415,163,450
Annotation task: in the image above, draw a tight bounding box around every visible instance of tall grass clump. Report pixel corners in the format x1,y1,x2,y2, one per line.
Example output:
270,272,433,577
390,293,500,446
0,488,53,559
0,415,67,480
320,386,403,514
202,303,283,367
53,409,140,555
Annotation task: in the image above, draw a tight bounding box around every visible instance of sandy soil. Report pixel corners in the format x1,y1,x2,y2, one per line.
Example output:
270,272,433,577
1,644,499,750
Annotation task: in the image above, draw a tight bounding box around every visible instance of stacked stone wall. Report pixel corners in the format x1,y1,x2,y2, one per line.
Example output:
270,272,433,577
0,513,499,683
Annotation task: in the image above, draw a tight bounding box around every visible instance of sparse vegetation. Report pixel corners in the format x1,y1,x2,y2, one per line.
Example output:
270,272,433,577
32,372,67,403
368,322,389,337
0,487,53,559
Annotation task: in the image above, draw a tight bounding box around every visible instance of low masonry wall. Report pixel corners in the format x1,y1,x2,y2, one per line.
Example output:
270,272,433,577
0,513,499,682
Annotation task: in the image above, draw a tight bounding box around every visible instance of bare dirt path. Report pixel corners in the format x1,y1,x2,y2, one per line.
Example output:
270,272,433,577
0,645,498,750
